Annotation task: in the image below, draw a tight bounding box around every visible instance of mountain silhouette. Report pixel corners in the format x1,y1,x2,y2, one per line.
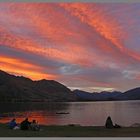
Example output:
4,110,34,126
0,70,76,102
73,88,140,101
116,87,140,100
73,89,122,101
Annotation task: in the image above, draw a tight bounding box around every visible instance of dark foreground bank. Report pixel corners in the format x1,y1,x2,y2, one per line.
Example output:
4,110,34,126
0,123,140,137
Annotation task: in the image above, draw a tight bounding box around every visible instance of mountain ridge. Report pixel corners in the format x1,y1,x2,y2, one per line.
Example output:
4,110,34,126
0,69,140,102
73,87,140,101
0,70,76,102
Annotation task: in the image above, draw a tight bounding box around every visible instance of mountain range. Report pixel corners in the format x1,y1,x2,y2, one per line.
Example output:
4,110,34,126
0,69,140,102
73,88,140,101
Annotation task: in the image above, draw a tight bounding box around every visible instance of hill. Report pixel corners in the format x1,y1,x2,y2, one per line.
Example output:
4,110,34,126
116,87,140,100
0,70,76,102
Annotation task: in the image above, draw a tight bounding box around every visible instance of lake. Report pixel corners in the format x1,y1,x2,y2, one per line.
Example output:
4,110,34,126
0,100,140,126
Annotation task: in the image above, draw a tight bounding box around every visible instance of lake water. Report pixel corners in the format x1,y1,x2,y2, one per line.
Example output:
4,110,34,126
0,100,140,126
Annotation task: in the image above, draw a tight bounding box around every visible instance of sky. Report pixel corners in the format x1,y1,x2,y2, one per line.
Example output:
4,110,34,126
0,3,140,92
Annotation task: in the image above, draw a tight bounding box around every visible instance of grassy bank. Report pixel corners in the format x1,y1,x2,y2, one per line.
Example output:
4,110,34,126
0,123,140,137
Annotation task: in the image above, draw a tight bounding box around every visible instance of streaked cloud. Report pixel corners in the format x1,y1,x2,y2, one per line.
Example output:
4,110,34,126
0,3,140,92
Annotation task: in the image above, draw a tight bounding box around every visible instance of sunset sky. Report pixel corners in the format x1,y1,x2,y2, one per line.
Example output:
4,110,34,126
0,3,140,92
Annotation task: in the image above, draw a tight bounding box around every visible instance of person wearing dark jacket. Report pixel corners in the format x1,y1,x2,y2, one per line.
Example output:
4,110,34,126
105,116,121,129
105,116,114,128
20,118,31,130
8,118,17,129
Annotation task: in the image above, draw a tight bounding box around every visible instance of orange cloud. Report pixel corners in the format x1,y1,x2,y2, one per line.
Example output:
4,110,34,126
4,3,104,66
0,25,98,67
0,55,41,70
60,3,125,49
60,3,140,63
0,3,129,69
0,55,57,80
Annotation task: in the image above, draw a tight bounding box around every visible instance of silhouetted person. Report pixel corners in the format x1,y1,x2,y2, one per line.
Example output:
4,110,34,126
20,118,31,130
105,116,114,128
30,120,40,131
105,116,121,129
8,118,17,129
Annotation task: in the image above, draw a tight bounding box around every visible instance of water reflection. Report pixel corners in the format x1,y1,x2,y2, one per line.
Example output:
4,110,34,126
0,102,70,113
0,101,140,126
0,102,70,125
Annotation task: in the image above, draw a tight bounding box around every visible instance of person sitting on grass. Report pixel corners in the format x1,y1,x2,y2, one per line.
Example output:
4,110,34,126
105,116,121,129
30,120,40,131
105,116,114,128
20,118,31,130
8,118,18,129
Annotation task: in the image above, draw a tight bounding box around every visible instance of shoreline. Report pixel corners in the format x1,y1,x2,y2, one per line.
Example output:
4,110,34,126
0,123,140,137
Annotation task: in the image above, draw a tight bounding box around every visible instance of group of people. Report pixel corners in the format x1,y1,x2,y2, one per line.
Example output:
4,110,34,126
8,118,40,131
8,116,120,130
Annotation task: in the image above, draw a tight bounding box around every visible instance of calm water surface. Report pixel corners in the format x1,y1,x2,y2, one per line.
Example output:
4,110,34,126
0,100,140,126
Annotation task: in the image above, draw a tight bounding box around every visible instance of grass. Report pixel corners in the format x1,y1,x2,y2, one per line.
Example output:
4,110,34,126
0,123,140,137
